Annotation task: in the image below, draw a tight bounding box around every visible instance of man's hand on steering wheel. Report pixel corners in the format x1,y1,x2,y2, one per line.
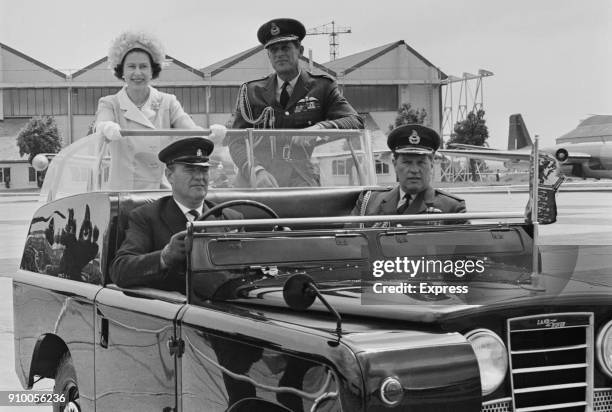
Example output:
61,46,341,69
160,230,187,268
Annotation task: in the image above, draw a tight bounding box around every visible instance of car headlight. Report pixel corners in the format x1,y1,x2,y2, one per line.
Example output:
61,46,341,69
466,328,508,396
379,377,404,407
596,320,612,378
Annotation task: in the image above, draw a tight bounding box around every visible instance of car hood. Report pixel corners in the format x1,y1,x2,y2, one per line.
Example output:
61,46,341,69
226,270,612,324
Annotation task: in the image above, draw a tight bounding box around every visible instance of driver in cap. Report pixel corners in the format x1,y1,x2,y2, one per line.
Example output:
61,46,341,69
110,137,242,293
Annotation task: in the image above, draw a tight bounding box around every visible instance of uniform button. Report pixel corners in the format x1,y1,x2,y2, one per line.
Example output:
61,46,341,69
285,111,290,116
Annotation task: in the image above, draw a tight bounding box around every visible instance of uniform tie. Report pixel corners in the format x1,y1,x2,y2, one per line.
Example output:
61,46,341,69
187,209,200,221
397,194,412,214
280,81,290,108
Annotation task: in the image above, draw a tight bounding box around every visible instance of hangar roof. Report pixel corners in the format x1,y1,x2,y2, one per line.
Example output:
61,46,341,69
200,45,335,81
323,40,446,82
557,115,612,143
71,55,204,85
0,42,66,84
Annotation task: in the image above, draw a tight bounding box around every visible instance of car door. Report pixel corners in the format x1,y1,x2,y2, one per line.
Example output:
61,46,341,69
14,193,110,411
94,286,186,411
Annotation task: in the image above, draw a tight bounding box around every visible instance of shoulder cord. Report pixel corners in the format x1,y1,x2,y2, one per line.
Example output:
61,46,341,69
236,83,276,183
237,82,276,150
359,190,372,216
237,83,275,129
358,190,372,228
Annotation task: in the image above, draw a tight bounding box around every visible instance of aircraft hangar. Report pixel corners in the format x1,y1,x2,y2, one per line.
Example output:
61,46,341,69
0,39,446,189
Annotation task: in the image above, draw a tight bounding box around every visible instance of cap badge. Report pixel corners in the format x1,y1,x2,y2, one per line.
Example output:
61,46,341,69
196,149,203,157
270,23,280,36
409,130,420,145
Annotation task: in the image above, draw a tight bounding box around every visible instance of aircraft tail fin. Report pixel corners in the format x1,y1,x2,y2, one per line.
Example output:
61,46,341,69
508,114,533,150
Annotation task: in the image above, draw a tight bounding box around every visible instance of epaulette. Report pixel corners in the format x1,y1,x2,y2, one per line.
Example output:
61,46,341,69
242,75,269,85
359,186,393,194
435,188,465,201
306,71,335,82
372,186,394,193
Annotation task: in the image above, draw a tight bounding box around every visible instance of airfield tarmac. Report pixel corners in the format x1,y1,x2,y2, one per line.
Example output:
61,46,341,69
0,187,610,411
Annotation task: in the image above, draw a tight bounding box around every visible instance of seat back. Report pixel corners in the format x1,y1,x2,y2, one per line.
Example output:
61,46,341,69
205,187,365,219
106,187,378,283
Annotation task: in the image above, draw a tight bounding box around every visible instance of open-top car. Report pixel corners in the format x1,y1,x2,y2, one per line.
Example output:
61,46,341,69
13,129,612,411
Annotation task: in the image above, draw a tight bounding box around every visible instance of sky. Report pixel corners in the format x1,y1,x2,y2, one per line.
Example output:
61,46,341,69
1,0,610,148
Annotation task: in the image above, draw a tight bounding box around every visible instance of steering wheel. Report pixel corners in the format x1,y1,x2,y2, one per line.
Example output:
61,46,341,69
197,200,280,229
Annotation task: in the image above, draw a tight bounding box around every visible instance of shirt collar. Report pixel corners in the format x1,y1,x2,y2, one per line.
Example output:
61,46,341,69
397,187,415,209
276,70,301,93
173,198,204,220
121,85,153,109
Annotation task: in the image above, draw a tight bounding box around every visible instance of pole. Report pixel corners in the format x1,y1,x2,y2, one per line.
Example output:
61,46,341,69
531,136,540,275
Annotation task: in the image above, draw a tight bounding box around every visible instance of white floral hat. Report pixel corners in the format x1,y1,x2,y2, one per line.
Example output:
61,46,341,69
107,31,166,69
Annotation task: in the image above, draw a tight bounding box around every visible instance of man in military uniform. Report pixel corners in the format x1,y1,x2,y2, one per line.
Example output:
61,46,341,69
352,124,466,218
110,137,242,292
228,18,364,187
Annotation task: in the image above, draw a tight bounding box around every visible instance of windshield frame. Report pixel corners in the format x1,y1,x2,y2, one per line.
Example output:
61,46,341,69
40,128,376,202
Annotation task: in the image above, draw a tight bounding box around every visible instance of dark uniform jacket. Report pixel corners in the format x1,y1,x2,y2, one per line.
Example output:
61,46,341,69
110,196,242,293
351,186,466,217
229,70,364,186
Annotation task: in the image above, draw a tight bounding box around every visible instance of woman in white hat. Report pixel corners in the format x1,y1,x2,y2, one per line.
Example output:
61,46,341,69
94,31,202,189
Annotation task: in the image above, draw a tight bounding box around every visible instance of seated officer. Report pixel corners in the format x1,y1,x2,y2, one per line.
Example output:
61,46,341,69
110,137,242,292
351,124,466,218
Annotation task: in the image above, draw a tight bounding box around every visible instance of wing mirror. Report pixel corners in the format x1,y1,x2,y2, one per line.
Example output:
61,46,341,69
283,274,342,337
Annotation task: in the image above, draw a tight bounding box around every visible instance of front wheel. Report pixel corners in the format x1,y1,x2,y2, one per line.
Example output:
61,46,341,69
53,353,80,412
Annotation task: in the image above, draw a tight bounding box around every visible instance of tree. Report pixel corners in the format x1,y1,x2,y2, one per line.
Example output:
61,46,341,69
447,110,490,181
16,116,62,187
16,116,62,163
448,109,489,147
390,103,427,131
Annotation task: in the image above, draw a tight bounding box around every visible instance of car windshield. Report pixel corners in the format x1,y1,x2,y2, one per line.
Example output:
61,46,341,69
39,129,375,202
188,225,535,307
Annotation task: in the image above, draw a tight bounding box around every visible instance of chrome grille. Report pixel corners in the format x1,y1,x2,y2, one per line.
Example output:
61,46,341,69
482,389,612,412
507,313,594,412
482,397,512,412
594,388,612,412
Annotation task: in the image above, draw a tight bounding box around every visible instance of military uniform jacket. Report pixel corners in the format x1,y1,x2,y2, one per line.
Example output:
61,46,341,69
351,186,466,216
229,70,364,186
110,196,242,293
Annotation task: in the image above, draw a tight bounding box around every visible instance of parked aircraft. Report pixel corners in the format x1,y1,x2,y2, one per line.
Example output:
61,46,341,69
440,114,612,179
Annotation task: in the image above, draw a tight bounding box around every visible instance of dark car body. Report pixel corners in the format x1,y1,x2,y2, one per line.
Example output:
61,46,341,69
12,185,612,412
13,129,612,411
